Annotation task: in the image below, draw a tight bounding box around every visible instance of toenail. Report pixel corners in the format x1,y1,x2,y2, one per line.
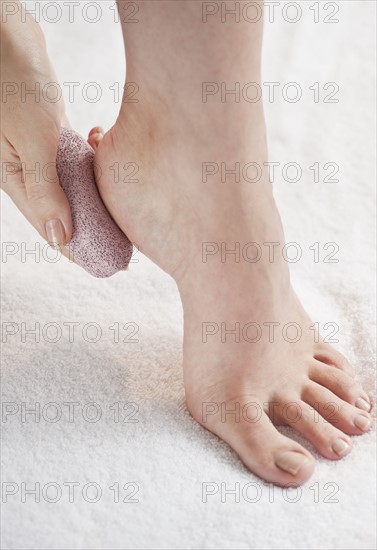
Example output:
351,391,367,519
332,438,351,457
354,414,371,432
275,452,310,475
355,397,371,412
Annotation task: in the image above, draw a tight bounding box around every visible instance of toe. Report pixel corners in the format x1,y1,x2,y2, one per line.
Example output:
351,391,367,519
206,403,315,486
302,381,372,435
313,344,355,377
309,360,371,412
282,400,353,460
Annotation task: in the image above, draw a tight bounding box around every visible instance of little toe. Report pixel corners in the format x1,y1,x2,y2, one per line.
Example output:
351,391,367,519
313,344,355,377
302,382,372,435
309,360,371,411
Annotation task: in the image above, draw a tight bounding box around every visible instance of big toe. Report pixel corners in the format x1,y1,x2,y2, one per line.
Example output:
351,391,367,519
199,403,315,486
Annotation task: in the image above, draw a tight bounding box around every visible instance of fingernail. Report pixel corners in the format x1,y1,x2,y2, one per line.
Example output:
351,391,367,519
275,452,310,475
45,219,66,246
89,126,104,136
332,438,351,457
355,397,371,412
354,414,371,432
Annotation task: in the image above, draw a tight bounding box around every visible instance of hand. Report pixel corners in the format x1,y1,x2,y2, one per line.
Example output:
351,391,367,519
1,1,71,245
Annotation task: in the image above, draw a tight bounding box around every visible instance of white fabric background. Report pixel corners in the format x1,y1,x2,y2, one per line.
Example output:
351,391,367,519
1,1,376,548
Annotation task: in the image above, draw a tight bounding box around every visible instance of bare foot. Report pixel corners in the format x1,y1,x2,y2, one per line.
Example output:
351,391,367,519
94,102,371,485
93,0,372,485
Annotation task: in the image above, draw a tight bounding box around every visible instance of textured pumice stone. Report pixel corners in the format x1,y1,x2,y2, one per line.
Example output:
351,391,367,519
56,127,133,278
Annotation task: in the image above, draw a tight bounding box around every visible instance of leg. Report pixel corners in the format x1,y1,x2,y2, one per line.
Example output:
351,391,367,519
95,0,371,485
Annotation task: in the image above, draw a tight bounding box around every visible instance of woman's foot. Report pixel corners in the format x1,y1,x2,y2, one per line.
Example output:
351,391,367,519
93,101,371,485
93,0,372,485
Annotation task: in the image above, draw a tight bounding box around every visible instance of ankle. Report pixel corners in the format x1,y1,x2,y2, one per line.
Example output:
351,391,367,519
118,75,268,157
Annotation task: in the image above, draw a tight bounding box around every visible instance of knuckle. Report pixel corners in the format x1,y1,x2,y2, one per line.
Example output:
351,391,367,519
299,406,312,423
27,183,50,204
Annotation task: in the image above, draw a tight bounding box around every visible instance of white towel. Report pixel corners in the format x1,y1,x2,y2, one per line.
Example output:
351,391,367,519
1,1,375,548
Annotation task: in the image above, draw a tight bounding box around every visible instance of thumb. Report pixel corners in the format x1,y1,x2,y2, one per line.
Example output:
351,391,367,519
20,130,72,245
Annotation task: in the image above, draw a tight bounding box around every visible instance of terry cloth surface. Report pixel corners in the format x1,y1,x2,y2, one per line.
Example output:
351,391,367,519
1,1,376,548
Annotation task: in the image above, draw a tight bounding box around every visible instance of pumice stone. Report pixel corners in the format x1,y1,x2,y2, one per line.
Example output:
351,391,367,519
56,127,133,278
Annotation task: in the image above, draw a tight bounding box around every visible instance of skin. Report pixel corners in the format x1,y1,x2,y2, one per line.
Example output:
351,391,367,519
93,1,372,485
0,1,72,244
0,0,101,246
1,0,373,486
